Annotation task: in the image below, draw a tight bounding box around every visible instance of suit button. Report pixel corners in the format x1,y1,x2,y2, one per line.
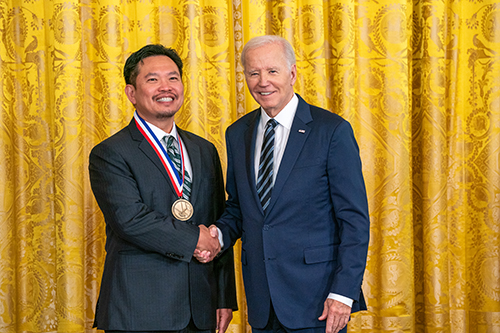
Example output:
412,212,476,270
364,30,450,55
263,225,270,231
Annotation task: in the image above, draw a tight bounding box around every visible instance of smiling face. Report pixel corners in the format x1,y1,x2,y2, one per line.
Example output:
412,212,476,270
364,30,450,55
125,55,184,132
243,42,297,117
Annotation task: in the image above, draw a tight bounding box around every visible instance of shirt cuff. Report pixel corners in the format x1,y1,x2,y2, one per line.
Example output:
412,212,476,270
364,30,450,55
217,227,224,249
327,293,353,308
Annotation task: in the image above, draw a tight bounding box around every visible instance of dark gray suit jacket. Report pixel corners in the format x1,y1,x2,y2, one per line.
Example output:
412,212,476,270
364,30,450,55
89,119,237,331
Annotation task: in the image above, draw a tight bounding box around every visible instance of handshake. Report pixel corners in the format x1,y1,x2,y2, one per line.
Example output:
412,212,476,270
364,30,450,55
194,225,220,263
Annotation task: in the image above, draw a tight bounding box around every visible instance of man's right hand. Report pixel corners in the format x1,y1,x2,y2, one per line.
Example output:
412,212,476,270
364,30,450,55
194,225,220,263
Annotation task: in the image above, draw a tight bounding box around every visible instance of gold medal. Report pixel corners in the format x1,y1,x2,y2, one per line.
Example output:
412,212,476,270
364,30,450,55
172,198,194,221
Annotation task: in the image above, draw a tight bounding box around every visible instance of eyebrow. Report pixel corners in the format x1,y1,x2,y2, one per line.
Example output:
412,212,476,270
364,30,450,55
249,66,280,71
144,71,180,78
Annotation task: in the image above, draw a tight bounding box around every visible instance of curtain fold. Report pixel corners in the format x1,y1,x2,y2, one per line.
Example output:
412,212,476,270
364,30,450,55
0,0,498,332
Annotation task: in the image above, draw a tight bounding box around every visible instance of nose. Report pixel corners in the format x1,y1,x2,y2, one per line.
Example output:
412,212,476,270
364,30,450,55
258,73,269,86
158,78,172,91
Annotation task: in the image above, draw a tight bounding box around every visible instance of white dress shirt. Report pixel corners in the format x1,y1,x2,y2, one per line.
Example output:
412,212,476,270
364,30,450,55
254,95,298,184
147,121,193,187
254,94,353,308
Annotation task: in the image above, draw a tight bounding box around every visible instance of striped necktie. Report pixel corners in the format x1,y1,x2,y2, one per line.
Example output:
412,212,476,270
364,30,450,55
257,119,278,212
164,136,192,200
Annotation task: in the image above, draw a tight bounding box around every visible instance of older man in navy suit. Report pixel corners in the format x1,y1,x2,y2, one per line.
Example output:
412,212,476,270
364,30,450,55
198,35,370,333
90,44,237,333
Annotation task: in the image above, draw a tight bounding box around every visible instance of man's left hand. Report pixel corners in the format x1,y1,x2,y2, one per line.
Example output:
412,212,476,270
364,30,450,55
216,308,233,333
318,298,350,333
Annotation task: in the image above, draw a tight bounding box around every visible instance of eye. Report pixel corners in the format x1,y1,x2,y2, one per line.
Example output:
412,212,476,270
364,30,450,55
147,77,157,82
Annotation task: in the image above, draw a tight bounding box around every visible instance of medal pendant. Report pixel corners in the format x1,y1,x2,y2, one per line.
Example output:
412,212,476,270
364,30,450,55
172,198,194,221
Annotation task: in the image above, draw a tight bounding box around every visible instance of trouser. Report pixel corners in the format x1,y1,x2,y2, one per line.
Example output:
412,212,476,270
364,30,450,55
251,303,347,333
106,318,215,333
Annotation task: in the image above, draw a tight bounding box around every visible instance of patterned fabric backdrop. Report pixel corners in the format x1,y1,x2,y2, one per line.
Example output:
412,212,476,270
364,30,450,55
0,0,499,332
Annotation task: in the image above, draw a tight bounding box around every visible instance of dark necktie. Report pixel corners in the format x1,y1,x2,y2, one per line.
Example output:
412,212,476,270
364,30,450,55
164,136,192,200
257,119,278,211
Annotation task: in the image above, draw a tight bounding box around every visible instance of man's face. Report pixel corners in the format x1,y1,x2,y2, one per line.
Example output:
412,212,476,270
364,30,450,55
244,43,297,117
125,55,184,126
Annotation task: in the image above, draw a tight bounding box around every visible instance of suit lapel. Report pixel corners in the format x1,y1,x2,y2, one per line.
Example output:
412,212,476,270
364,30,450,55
129,119,180,197
177,128,201,206
266,96,313,214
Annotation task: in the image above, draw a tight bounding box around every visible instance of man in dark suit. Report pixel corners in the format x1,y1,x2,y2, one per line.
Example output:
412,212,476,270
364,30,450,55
89,44,237,333
198,35,370,333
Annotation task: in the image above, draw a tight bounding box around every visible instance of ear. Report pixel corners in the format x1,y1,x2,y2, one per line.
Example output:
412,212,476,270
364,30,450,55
125,84,136,105
290,64,297,86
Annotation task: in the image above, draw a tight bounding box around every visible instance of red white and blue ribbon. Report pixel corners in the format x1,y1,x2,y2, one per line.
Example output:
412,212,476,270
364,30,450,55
134,111,186,198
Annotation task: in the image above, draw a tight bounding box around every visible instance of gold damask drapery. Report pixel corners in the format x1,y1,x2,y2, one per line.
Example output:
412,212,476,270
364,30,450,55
0,0,499,332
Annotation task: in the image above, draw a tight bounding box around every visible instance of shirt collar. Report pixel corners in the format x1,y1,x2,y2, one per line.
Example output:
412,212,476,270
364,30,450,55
259,94,298,130
145,119,179,141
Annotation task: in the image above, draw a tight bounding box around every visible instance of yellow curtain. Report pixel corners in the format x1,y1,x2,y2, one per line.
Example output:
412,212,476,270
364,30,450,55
0,0,499,332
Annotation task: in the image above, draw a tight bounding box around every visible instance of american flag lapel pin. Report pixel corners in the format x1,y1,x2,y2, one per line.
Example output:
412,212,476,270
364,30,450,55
298,129,306,133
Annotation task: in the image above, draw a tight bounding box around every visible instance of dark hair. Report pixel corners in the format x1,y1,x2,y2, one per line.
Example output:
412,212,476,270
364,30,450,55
123,44,183,87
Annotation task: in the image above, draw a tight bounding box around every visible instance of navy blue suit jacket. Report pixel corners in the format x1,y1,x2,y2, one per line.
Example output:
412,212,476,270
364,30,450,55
89,119,237,331
217,95,370,329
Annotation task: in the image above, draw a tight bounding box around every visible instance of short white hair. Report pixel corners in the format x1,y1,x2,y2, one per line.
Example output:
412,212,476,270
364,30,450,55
241,35,296,69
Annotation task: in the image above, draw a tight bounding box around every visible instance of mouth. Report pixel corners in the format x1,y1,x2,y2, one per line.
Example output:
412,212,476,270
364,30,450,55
156,96,174,102
259,92,273,96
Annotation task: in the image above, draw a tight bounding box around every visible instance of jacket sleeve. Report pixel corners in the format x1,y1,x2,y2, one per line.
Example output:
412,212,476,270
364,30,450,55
89,138,200,262
210,143,238,310
327,120,370,301
216,128,245,249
